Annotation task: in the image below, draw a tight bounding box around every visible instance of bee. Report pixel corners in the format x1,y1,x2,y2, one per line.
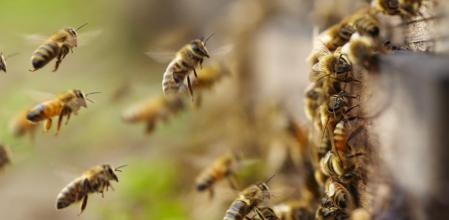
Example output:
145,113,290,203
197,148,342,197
56,164,126,214
316,204,347,220
0,144,11,170
333,120,349,153
0,52,19,73
162,34,212,97
319,91,359,140
29,23,87,72
195,152,240,199
319,150,362,184
192,62,230,91
223,175,274,220
121,95,184,134
372,0,423,17
372,0,401,16
324,180,355,211
304,83,324,123
10,110,39,140
247,207,280,220
273,201,315,220
26,89,99,135
341,34,379,70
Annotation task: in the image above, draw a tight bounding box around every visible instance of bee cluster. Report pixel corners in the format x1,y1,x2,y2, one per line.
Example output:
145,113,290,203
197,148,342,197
304,0,441,219
0,0,447,219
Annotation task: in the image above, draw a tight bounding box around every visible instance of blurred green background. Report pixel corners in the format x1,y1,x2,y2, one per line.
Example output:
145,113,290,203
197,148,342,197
0,0,320,219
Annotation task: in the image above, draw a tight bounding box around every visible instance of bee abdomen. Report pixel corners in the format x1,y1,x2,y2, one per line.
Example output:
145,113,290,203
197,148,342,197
56,178,86,209
31,42,59,70
224,200,250,220
26,104,47,122
196,174,215,191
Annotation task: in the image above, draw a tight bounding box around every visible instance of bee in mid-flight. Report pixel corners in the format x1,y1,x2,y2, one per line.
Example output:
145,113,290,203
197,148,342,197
162,34,212,97
10,110,39,140
195,152,240,199
0,144,11,171
56,164,126,214
122,95,184,134
0,52,19,73
223,175,274,220
26,89,99,135
29,23,88,72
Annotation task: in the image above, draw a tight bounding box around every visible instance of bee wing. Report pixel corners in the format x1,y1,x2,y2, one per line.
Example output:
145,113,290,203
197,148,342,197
25,90,55,102
23,33,47,45
77,29,104,47
209,44,234,57
145,51,176,63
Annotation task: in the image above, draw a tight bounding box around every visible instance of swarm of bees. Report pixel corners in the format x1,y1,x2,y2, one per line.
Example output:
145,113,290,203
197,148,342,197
0,0,438,218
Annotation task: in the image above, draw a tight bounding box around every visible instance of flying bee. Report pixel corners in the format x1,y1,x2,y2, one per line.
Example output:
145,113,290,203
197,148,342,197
0,144,11,171
26,89,99,135
29,23,88,72
121,95,184,134
223,175,275,220
161,34,213,98
10,110,39,140
0,52,19,73
56,164,126,214
192,62,230,91
272,201,315,220
195,152,241,199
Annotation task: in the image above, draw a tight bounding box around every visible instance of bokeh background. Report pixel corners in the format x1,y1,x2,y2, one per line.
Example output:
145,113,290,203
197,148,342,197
0,0,319,219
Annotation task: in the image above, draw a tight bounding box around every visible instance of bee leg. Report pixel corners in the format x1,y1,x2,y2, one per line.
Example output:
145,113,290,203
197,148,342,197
56,107,69,136
193,68,198,78
78,195,88,215
65,111,72,125
53,46,69,72
187,76,194,101
208,188,214,200
254,207,266,220
44,118,52,132
227,175,239,190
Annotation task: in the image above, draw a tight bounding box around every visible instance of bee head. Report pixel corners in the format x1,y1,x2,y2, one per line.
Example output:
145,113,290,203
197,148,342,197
73,89,88,108
190,39,210,58
103,164,119,182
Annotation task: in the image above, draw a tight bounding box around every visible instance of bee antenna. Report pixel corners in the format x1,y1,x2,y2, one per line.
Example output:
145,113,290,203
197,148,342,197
202,33,215,45
86,98,95,104
85,91,102,96
5,53,19,60
76,22,89,31
115,164,128,172
264,172,278,185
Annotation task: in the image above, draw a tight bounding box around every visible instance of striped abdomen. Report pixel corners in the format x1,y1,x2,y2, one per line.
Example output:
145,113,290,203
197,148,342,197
223,199,252,220
162,57,197,95
333,121,346,152
27,100,63,122
56,177,87,209
196,167,226,191
31,41,60,70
